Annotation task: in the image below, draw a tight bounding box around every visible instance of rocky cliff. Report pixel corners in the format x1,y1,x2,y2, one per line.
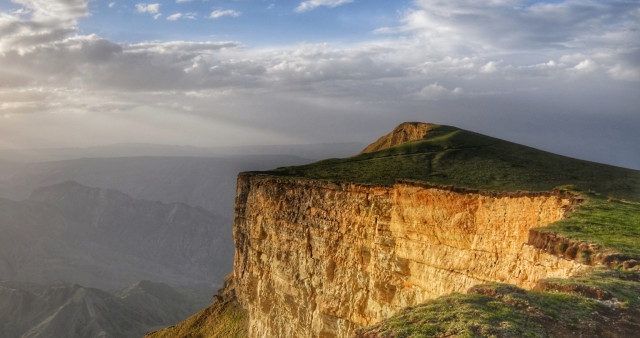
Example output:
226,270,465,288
154,122,639,337
232,175,586,337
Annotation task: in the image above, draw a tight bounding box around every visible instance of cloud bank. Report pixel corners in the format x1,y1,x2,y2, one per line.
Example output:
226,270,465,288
0,0,638,169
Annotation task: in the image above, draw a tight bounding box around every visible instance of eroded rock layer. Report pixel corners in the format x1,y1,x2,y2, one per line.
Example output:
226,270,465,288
233,175,586,337
360,122,435,153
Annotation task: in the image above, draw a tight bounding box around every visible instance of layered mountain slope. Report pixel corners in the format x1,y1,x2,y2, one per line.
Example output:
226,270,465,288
0,280,206,338
146,274,247,338
0,181,233,289
0,155,311,216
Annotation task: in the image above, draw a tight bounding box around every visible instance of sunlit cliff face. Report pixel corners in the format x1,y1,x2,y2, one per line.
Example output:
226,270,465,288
233,176,585,337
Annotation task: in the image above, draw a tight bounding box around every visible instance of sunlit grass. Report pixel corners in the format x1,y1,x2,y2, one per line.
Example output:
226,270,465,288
541,192,640,257
358,269,640,337
257,125,639,201
145,300,247,338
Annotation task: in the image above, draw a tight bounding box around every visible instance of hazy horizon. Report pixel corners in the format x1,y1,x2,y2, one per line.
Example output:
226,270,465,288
0,0,638,169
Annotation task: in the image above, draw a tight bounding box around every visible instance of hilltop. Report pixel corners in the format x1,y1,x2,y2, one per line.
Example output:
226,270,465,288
360,122,437,153
258,123,639,201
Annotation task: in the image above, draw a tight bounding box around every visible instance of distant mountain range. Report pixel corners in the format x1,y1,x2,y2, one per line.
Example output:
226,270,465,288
0,146,355,337
0,181,232,290
0,280,209,338
0,142,365,163
0,155,313,217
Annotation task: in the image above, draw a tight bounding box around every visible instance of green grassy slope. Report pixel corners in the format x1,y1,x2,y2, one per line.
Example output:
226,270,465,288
356,269,640,337
540,192,640,257
256,125,639,201
145,299,247,338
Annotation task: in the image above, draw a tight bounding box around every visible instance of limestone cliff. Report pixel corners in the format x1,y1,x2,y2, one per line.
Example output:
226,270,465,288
153,122,639,337
233,175,586,337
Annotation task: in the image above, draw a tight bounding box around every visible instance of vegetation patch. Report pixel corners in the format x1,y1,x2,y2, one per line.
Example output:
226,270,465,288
256,125,639,202
539,192,640,258
356,269,640,338
145,299,247,338
538,267,640,308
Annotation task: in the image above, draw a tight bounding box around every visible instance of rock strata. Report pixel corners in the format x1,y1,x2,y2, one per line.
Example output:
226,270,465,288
361,122,435,153
233,175,586,337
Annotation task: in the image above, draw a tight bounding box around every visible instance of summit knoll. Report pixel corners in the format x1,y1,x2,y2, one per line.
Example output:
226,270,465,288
260,123,639,201
360,122,437,153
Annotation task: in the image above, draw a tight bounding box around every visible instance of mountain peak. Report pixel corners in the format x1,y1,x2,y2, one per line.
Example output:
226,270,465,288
361,122,438,153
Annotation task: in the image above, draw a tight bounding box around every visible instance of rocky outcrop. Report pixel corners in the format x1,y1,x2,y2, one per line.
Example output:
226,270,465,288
233,175,586,337
361,122,435,153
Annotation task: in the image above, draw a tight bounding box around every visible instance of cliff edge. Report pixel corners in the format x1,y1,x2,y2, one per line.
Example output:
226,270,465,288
152,122,640,337
233,177,590,337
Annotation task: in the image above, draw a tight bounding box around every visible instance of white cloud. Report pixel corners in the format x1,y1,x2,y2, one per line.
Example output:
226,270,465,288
573,59,597,72
379,1,639,54
108,2,115,8
295,0,354,13
136,3,160,14
417,83,463,100
608,64,640,82
167,12,196,21
209,9,240,19
0,0,89,53
480,61,499,74
167,13,182,21
11,0,90,20
176,0,192,2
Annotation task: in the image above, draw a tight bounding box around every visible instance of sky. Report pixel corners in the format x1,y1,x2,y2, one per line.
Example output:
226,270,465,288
0,0,638,169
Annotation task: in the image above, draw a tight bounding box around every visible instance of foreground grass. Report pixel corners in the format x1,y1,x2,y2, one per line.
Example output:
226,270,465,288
145,299,247,338
357,269,640,338
540,268,640,308
257,125,639,201
540,192,640,257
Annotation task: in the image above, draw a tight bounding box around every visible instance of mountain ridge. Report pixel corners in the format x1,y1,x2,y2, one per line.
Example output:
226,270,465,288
0,280,208,338
0,181,233,290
